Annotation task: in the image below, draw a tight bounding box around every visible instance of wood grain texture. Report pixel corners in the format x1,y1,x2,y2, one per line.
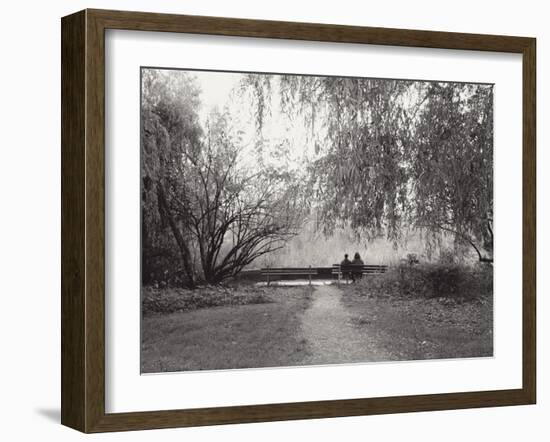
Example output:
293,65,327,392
85,9,107,433
60,8,537,433
522,38,536,403
89,8,532,53
61,10,86,432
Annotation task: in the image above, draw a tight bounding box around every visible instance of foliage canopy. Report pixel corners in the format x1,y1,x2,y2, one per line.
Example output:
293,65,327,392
242,74,493,262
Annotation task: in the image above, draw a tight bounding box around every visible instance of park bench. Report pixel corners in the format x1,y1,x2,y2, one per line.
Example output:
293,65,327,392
261,267,317,286
331,263,388,285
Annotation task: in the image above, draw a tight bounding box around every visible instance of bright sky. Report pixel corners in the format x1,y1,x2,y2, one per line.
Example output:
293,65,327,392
189,69,317,175
192,70,243,122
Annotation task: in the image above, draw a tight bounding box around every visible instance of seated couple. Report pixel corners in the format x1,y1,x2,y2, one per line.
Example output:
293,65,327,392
340,252,364,282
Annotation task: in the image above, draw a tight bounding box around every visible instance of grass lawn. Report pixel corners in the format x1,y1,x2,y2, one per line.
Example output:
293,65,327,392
141,286,312,373
340,288,493,361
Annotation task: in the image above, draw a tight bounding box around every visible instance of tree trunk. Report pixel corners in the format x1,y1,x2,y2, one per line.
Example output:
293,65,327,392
156,183,196,288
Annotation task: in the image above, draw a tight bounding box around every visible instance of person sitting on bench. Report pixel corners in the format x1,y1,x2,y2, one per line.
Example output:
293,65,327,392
351,252,364,282
340,253,352,282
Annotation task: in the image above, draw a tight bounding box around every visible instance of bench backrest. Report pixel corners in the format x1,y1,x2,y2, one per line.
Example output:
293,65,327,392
332,264,388,274
261,267,317,275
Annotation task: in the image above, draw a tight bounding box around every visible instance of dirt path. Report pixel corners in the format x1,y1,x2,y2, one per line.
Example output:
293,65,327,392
300,285,391,365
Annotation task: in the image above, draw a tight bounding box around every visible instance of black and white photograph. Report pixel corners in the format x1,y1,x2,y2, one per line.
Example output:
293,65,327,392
140,67,494,374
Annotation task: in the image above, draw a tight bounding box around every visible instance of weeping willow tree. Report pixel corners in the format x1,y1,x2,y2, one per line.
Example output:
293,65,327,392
242,74,493,262
412,83,493,262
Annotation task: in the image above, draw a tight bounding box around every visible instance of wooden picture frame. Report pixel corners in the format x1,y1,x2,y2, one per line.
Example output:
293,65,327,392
61,8,536,433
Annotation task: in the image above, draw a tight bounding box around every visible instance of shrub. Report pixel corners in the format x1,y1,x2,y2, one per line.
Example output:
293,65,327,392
348,261,492,302
142,284,273,315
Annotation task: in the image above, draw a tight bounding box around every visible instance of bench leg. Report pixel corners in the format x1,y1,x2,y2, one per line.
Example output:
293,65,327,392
267,274,270,286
